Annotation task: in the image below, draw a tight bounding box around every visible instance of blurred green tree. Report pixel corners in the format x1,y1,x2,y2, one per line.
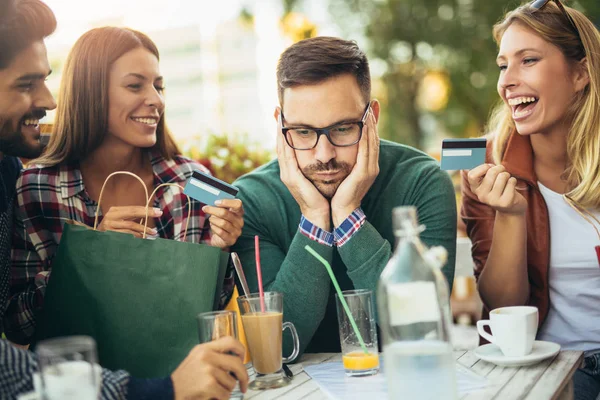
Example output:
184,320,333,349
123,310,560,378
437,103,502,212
283,0,600,150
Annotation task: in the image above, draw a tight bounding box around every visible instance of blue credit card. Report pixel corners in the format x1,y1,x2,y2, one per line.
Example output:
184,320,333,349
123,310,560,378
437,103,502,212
183,170,239,206
440,138,487,171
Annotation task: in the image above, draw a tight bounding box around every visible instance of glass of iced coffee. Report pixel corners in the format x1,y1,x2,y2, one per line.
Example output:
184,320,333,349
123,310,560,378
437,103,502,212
237,291,299,390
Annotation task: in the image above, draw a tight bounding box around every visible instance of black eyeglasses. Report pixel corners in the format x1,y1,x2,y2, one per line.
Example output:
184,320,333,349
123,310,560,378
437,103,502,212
531,0,581,41
281,104,370,150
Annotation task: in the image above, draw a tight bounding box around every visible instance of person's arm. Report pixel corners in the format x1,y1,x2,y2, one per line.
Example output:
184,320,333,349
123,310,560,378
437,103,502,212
128,337,249,400
170,338,248,400
126,376,172,400
335,213,390,294
0,339,131,399
479,213,528,308
231,173,333,356
0,339,36,396
5,189,52,344
0,156,22,330
233,218,333,357
0,338,139,400
0,337,249,400
337,165,457,296
230,114,338,356
461,165,529,310
99,368,130,400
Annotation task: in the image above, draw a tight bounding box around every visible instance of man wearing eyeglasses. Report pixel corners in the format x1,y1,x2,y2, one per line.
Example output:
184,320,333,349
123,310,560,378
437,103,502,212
232,36,457,355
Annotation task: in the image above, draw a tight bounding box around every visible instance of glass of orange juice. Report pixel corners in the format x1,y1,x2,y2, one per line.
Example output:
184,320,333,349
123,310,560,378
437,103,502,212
335,289,380,377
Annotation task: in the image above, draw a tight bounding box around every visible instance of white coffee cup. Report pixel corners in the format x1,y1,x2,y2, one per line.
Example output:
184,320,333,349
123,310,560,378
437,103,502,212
476,306,538,357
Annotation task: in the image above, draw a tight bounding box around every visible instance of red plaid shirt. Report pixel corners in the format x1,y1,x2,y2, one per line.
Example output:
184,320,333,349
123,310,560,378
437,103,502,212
6,152,233,344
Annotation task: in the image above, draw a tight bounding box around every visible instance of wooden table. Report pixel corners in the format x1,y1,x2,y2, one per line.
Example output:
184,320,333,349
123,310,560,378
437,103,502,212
243,350,583,400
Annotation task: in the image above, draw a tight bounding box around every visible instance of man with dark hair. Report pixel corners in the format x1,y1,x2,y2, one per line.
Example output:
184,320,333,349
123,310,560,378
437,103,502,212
0,0,57,340
0,1,248,399
232,36,457,355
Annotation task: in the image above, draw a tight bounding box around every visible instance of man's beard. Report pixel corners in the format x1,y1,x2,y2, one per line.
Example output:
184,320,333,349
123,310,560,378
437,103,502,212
301,159,352,199
0,110,46,159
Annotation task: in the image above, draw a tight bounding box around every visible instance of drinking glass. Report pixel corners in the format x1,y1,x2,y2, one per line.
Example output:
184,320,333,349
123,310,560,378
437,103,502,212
36,336,101,400
335,289,380,376
237,292,299,390
197,310,243,399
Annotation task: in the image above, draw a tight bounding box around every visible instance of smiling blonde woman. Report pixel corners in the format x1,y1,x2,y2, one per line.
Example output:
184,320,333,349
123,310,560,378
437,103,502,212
461,1,600,399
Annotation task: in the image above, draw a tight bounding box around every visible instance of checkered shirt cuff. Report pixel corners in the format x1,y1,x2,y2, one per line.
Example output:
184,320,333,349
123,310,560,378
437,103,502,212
299,215,334,247
334,207,366,247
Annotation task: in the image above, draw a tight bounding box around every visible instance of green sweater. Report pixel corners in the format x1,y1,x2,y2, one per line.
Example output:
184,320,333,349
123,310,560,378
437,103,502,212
232,140,457,355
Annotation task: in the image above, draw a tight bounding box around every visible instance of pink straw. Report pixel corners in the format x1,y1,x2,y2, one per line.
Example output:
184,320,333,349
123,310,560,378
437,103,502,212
254,235,266,312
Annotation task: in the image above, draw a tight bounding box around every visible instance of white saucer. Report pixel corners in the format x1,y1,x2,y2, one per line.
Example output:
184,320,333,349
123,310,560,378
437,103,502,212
474,340,561,367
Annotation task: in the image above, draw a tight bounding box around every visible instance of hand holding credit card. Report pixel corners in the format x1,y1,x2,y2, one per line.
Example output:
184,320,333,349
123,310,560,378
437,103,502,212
440,138,487,171
184,170,239,205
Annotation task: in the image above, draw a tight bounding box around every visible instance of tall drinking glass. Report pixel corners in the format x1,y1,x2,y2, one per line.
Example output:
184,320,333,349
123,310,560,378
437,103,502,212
197,310,243,399
36,336,101,400
336,289,380,376
237,292,299,390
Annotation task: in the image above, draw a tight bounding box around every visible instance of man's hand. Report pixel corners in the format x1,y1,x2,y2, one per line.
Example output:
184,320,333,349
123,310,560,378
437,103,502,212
203,199,244,249
276,110,331,230
96,206,161,238
467,164,527,215
171,337,249,400
331,107,379,226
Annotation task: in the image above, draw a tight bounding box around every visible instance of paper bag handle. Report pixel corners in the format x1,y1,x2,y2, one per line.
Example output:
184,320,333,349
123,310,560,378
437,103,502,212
94,171,150,231
93,172,191,241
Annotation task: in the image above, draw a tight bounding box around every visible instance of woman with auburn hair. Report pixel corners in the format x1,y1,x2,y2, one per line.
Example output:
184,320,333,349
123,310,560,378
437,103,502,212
462,1,600,398
5,27,244,346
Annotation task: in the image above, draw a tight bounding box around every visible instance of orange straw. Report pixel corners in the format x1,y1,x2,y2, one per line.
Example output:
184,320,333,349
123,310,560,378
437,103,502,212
254,235,266,312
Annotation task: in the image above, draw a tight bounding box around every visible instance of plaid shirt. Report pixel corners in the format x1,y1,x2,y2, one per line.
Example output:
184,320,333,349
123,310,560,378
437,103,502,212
299,207,367,247
5,152,233,344
0,339,131,399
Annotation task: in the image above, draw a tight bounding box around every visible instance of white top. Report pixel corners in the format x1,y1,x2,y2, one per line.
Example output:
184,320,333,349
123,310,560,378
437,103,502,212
536,182,600,354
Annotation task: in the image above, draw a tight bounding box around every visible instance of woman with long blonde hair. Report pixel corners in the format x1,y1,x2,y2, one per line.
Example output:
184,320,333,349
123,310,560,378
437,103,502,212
462,1,600,398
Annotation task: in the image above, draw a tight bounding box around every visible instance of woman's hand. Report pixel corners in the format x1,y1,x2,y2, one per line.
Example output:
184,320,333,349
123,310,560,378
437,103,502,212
96,206,162,237
203,199,244,249
467,164,527,215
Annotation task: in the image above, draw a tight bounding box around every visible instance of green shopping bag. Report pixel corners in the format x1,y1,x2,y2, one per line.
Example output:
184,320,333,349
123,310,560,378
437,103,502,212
34,172,229,378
